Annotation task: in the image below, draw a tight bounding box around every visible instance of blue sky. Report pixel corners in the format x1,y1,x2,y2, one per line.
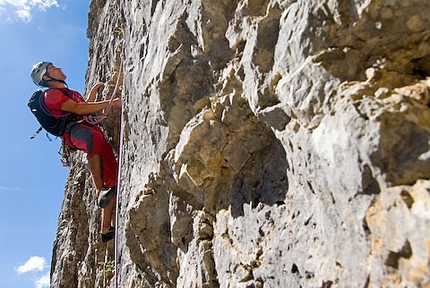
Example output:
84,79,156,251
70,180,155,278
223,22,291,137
0,1,89,287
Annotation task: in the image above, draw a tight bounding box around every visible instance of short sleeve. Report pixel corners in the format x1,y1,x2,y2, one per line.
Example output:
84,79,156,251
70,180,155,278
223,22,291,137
44,89,70,116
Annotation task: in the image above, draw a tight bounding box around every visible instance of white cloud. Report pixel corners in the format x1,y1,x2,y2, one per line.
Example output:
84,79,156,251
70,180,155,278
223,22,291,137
16,256,47,274
0,0,59,22
16,8,31,22
35,272,50,288
16,257,50,288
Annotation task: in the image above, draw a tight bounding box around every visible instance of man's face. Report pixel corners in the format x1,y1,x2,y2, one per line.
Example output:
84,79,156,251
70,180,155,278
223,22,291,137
44,64,67,81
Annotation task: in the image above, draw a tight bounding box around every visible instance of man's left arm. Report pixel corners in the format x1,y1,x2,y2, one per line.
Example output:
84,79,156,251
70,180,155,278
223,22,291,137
86,82,105,102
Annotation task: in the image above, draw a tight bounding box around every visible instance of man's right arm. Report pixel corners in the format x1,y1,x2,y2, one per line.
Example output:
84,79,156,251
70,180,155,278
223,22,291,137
61,98,121,115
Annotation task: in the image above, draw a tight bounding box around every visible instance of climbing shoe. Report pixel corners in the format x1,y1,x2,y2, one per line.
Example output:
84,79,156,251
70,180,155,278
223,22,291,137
101,226,115,243
97,186,117,208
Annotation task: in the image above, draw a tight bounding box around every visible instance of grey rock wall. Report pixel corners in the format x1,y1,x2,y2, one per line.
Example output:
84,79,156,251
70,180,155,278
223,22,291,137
51,0,430,287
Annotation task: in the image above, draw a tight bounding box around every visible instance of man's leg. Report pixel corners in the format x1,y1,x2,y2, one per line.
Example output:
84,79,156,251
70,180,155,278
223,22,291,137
96,137,118,234
88,154,103,193
101,197,115,233
67,124,117,236
88,154,113,234
100,139,118,188
68,125,105,193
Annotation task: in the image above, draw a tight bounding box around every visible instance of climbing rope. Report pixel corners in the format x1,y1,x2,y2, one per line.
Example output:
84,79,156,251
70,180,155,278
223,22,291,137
84,56,123,125
114,88,124,288
113,55,124,288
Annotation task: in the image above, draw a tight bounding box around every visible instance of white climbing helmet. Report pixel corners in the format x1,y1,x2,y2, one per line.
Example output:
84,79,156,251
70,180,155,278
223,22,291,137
31,61,52,87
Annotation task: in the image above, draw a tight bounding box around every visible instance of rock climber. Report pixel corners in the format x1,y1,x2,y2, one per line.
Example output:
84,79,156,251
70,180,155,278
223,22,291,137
31,61,121,243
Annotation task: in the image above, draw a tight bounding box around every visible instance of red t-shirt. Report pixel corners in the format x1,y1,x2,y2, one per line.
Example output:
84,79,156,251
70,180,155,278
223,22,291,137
44,88,85,117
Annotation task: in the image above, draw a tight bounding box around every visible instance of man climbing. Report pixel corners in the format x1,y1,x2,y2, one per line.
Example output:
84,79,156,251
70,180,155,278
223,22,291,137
30,61,121,243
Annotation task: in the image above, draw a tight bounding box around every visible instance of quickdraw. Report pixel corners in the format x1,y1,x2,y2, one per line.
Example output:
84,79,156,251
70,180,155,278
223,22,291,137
58,138,71,167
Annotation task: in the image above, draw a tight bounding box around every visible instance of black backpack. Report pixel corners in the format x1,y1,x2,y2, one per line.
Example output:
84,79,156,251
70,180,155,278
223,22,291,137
28,89,73,138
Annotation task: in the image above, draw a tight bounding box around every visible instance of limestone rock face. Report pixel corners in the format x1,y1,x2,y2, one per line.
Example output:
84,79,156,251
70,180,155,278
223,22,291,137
51,0,430,287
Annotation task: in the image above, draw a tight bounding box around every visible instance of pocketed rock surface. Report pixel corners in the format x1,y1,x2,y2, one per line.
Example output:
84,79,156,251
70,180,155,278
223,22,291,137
50,0,430,287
